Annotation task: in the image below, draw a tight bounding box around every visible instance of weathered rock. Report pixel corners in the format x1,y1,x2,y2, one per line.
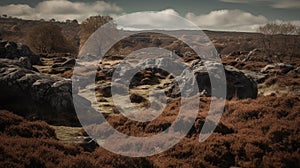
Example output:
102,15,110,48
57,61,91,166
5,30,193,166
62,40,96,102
130,71,160,87
0,58,99,126
261,63,294,74
130,93,147,103
98,58,257,100
95,71,106,81
53,57,68,64
78,137,99,152
228,51,248,57
240,69,268,83
166,61,258,99
295,66,300,73
61,58,75,67
223,66,258,99
242,48,271,63
96,83,112,97
50,67,73,74
100,67,115,78
110,58,174,88
50,58,75,74
0,40,41,65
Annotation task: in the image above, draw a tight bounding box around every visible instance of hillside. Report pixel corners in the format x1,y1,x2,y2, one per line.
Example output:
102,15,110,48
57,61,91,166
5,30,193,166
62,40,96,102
0,17,299,167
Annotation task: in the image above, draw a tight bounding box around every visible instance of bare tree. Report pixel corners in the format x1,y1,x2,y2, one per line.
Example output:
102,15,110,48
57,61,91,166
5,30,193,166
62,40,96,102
258,22,299,35
258,23,300,62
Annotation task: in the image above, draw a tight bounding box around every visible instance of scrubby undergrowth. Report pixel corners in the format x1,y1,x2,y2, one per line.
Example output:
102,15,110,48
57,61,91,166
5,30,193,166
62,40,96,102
1,93,299,168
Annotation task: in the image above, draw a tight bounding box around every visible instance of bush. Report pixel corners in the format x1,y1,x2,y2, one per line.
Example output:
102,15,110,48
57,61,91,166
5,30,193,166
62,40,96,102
6,121,56,139
80,15,114,47
26,23,76,54
0,110,24,131
0,110,153,168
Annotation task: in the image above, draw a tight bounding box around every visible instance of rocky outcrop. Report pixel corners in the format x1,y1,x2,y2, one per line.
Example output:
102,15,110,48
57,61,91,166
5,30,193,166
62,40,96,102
96,83,112,97
261,63,294,74
50,57,75,74
223,66,258,99
240,69,268,83
0,40,41,65
166,60,258,99
0,58,98,126
106,58,257,100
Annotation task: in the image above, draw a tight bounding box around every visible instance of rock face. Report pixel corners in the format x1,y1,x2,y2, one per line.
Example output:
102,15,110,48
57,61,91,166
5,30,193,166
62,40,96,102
0,40,41,65
78,137,99,152
0,58,97,126
103,58,258,100
222,66,258,99
50,57,75,74
167,60,258,99
240,69,268,84
261,63,294,74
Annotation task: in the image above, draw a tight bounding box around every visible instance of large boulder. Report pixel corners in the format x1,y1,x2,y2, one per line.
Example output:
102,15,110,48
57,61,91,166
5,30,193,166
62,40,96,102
222,65,258,99
0,58,99,126
0,40,41,65
166,60,258,99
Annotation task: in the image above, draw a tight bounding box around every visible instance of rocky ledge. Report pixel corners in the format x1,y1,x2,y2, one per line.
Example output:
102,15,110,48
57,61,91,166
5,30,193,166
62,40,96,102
0,58,98,126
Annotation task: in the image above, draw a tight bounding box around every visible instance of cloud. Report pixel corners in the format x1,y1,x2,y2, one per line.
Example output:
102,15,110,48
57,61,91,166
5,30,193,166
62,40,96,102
0,4,34,16
219,0,250,4
103,8,276,32
220,0,300,9
115,9,198,30
115,9,272,32
185,9,268,32
0,0,123,21
270,0,300,9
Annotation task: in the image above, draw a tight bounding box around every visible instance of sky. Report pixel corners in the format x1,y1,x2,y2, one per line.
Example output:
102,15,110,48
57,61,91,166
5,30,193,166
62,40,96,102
0,0,299,32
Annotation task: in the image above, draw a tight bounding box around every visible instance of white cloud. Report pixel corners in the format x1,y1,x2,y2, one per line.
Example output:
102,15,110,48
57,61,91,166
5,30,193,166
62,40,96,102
115,9,198,30
270,0,300,9
0,4,34,16
220,0,300,9
185,9,268,32
115,9,272,32
220,0,250,4
0,0,123,21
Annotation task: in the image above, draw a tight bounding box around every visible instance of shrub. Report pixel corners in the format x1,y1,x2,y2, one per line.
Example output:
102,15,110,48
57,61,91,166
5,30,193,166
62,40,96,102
0,110,24,131
80,15,114,47
26,23,76,54
6,121,56,139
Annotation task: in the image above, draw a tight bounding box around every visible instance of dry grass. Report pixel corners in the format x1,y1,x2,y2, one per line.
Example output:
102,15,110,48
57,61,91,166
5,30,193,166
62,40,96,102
0,110,153,168
81,94,300,167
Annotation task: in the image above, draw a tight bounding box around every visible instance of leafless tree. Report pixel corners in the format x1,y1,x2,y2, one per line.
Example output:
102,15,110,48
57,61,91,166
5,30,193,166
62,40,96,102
258,22,299,35
257,22,300,62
